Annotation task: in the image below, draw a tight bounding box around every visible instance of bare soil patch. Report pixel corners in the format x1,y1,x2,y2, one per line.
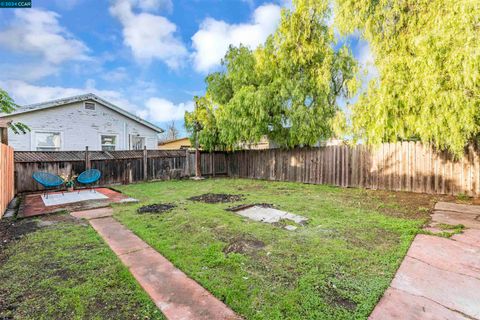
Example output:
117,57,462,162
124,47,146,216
223,236,266,254
0,219,39,251
137,203,176,214
188,193,244,204
349,189,446,220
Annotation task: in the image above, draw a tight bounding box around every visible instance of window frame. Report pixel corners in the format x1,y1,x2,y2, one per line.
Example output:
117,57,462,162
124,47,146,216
129,134,146,150
84,101,96,110
99,134,118,151
32,130,63,151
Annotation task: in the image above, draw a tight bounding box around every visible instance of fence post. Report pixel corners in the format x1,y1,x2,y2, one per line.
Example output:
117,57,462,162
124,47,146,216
85,146,90,170
211,153,215,177
143,146,148,181
184,149,190,177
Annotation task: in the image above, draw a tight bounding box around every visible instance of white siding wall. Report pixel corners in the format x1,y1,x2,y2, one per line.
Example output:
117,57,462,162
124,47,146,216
7,100,159,151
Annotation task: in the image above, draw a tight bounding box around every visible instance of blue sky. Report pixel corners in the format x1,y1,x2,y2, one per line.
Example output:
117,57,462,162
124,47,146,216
0,0,372,135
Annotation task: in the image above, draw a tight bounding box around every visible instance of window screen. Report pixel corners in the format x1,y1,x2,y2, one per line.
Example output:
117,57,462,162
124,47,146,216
35,132,61,151
101,135,117,151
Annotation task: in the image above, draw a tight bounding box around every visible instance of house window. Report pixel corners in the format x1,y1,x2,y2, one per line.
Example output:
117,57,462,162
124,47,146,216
130,135,145,150
84,102,96,110
35,132,61,151
101,135,117,151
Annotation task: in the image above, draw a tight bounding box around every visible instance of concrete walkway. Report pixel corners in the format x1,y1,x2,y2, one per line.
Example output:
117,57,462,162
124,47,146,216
370,202,480,320
71,208,240,320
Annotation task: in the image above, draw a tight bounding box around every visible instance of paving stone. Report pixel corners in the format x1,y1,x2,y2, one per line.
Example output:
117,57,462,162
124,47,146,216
89,217,150,255
431,210,480,229
82,213,240,320
435,202,480,215
452,229,480,248
391,256,480,319
120,247,240,320
71,207,113,220
407,235,480,279
369,287,469,320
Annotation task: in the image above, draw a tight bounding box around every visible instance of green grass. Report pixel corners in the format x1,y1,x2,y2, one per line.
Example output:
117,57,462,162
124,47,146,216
113,178,434,320
0,216,164,320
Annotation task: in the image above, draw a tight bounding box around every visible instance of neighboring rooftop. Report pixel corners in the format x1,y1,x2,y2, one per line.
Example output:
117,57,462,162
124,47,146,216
158,137,190,145
1,93,163,133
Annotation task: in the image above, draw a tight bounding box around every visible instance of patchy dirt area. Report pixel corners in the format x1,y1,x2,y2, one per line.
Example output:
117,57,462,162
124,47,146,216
222,236,266,255
226,203,275,212
0,214,162,320
188,193,244,204
0,219,40,252
344,189,447,220
137,203,176,214
0,215,83,257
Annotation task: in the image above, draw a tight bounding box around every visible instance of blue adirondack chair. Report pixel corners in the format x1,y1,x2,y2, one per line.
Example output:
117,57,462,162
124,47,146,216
32,172,64,198
77,169,101,192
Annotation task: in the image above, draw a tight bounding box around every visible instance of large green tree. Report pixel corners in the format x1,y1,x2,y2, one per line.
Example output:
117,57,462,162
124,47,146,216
187,0,357,150
185,95,225,151
0,88,29,134
335,0,480,156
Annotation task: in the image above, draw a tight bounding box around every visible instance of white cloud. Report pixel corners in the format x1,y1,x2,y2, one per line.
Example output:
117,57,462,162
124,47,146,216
137,0,173,12
0,63,59,81
0,8,89,65
191,3,282,72
101,67,129,82
110,0,187,69
1,80,193,123
143,98,194,122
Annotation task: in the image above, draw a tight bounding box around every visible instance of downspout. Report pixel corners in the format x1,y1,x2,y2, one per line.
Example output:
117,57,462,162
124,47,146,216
124,121,128,150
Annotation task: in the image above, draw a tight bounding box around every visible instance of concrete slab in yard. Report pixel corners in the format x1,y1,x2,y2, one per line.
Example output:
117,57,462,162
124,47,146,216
431,210,480,229
435,202,480,215
119,247,240,320
71,209,240,320
42,190,108,206
369,287,469,320
408,235,480,279
89,217,151,256
71,207,113,220
391,256,480,319
372,202,480,319
232,206,307,225
452,229,480,247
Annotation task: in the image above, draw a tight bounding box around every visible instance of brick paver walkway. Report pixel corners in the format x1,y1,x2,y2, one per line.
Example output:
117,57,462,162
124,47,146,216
71,208,240,320
370,202,480,320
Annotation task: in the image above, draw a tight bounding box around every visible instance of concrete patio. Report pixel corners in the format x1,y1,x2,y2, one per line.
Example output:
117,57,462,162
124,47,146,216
370,202,480,320
18,188,137,218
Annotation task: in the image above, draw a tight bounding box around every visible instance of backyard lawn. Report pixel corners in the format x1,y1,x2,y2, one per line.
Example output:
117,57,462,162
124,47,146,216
113,178,440,320
0,215,164,319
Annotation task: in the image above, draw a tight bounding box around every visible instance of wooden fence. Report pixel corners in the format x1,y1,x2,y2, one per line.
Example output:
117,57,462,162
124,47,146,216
226,142,480,196
1,143,14,218
13,142,480,197
14,149,228,193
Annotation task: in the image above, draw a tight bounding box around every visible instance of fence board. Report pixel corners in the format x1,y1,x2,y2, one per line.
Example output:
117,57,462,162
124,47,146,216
1,144,14,218
15,150,226,193
225,143,480,196
13,143,480,197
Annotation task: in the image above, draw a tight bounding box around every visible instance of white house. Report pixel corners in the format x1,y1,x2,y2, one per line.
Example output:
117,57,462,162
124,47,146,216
0,94,163,151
